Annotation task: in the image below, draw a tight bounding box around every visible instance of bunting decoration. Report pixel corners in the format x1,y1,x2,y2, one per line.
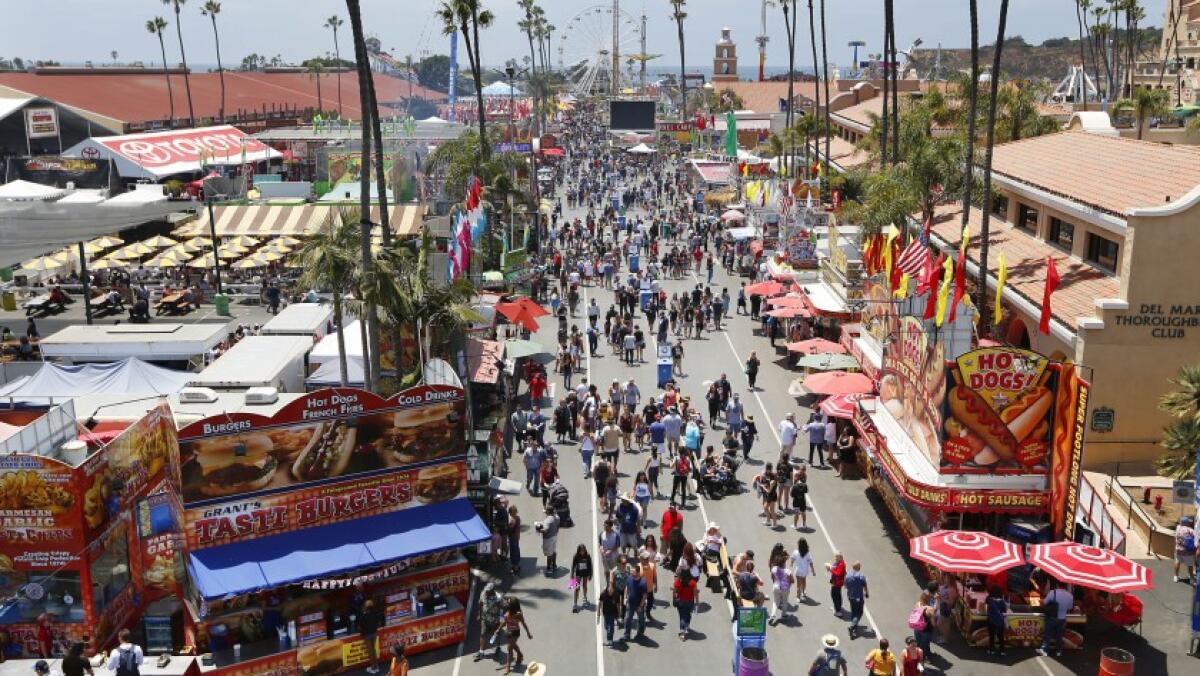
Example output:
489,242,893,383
883,225,900,291
922,252,946,320
916,249,937,296
935,256,954,326
894,273,910,299
896,238,927,276
960,224,970,256
949,247,966,322
994,252,1007,325
1039,256,1060,334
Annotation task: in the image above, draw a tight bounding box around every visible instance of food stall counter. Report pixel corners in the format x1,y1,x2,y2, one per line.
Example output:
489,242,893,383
953,582,1086,649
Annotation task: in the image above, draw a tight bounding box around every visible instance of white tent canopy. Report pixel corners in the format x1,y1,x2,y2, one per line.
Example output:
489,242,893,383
0,180,68,201
481,81,523,97
0,357,192,403
626,143,656,154
420,115,448,123
63,125,281,180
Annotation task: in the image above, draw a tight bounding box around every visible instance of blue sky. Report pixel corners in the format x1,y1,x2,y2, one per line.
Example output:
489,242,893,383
1,1,1158,69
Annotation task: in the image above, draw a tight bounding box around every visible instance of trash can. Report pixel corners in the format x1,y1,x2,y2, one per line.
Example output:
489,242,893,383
629,254,640,273
1098,647,1134,676
213,293,231,317
1,291,15,312
737,646,768,676
640,290,652,311
0,266,12,282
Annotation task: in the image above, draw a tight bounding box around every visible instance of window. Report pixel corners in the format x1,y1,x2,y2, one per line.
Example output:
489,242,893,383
1049,217,1075,250
0,570,85,624
89,521,132,618
1017,203,1038,233
989,194,1009,219
1086,233,1120,272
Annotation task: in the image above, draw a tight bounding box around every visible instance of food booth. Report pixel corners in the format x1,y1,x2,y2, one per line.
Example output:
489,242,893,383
852,312,1092,649
0,401,184,659
175,384,487,675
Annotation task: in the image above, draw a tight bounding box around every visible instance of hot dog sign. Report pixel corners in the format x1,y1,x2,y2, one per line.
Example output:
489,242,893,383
943,348,1053,470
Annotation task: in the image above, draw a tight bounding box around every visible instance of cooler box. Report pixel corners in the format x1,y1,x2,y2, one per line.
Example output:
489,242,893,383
657,361,672,389
213,293,231,316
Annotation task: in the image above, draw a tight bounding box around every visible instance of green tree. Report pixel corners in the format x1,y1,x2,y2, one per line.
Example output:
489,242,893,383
325,15,345,117
417,54,451,91
438,1,495,165
1114,86,1170,140
995,81,1061,141
668,1,688,125
706,88,745,113
146,17,176,125
201,1,225,123
296,209,360,387
163,0,195,127
1158,365,1200,479
305,59,326,113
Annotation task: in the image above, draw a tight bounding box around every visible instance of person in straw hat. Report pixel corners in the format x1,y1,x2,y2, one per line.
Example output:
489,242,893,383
808,634,848,675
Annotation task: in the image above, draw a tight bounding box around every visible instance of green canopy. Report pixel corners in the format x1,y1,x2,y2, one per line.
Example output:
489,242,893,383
725,111,738,157
796,353,861,371
482,271,505,283
1170,105,1200,118
503,338,551,360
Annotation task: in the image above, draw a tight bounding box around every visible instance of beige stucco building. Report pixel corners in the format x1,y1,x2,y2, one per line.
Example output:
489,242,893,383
924,118,1200,470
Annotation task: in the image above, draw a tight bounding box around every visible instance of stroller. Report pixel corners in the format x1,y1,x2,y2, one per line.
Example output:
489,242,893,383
547,481,574,527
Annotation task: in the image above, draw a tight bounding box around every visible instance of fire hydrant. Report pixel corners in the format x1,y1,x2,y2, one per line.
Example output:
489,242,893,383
1143,487,1153,504
1154,494,1164,512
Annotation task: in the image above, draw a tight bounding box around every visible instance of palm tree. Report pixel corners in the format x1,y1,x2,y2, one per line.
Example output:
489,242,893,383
778,1,797,175
975,0,1009,330
885,0,899,163
145,17,176,125
518,1,540,135
1158,364,1200,479
1075,1,1091,110
163,0,195,126
306,60,326,114
806,0,820,182
201,1,225,123
958,0,980,237
668,1,688,128
1114,86,1171,140
996,82,1060,142
325,15,345,117
437,1,495,165
297,209,359,387
819,0,831,186
345,0,381,392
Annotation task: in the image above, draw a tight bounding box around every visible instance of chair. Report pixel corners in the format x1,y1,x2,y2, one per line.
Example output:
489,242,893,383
1103,593,1143,636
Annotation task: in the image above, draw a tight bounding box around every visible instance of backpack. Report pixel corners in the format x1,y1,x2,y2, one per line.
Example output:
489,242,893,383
1183,529,1197,553
907,605,928,631
115,647,140,676
809,652,846,676
1042,596,1059,618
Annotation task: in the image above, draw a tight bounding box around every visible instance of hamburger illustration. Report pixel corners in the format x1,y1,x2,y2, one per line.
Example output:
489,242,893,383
193,434,277,497
414,464,463,504
291,421,357,481
382,402,461,464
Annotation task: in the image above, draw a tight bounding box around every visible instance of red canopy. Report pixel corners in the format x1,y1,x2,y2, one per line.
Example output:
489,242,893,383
765,307,810,319
766,296,807,308
540,147,564,156
1027,543,1152,592
785,338,847,355
745,280,786,296
909,530,1025,574
508,296,550,317
802,371,874,396
819,393,868,419
495,302,542,332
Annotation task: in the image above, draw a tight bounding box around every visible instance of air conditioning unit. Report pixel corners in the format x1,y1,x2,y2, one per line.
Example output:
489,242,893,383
179,387,219,404
244,387,279,405
59,439,89,466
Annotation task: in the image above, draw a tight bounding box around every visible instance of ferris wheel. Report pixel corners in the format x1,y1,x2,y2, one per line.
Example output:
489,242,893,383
558,3,641,98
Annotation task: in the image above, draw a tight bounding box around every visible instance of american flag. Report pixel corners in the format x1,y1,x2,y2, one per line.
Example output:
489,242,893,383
896,238,928,276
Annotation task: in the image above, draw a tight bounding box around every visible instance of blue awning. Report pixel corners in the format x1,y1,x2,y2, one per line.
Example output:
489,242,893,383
188,498,488,600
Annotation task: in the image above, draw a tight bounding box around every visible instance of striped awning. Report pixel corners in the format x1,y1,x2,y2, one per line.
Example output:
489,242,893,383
178,204,425,238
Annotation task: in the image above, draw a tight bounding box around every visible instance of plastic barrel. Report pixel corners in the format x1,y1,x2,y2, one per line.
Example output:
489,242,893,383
213,293,231,317
1098,647,1134,676
1,291,15,312
738,646,769,676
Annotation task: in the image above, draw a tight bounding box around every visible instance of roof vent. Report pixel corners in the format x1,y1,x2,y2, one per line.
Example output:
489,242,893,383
244,387,279,405
179,387,219,404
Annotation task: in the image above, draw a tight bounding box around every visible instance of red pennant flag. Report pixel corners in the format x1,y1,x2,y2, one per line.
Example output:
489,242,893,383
922,215,931,244
1039,256,1060,334
862,236,875,275
949,248,966,321
889,238,904,292
922,252,945,320
916,249,938,295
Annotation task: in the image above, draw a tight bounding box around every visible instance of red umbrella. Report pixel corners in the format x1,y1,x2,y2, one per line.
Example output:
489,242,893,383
767,296,807,308
540,147,564,156
510,297,550,318
765,307,810,319
909,530,1025,574
819,393,869,419
786,338,848,355
1027,543,1153,592
802,371,874,396
745,280,786,297
495,302,542,332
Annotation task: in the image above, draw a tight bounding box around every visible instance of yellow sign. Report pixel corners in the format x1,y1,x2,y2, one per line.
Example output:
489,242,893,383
342,635,379,667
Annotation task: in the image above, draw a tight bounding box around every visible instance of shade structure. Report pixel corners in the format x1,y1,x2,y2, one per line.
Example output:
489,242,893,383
262,241,292,254
499,297,550,319
720,209,746,222
909,531,1025,575
141,235,177,248
495,303,541,332
21,256,64,272
187,253,218,268
273,236,302,247
767,295,807,308
797,353,860,371
123,241,155,256
786,338,849,355
220,242,250,254
256,250,284,263
105,248,143,261
765,307,809,319
88,236,124,249
802,371,874,396
1027,543,1152,592
745,280,786,297
217,248,244,259
231,256,266,269
170,241,203,255
143,256,183,269
88,258,128,270
503,338,552,361
81,241,107,255
228,235,260,248
185,236,213,247
819,393,869,419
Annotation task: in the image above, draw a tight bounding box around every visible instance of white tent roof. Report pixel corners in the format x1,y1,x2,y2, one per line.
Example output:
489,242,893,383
627,143,656,154
0,96,34,123
0,357,192,403
55,189,108,204
63,125,281,180
481,81,523,97
310,319,367,364
0,179,68,201
421,115,448,123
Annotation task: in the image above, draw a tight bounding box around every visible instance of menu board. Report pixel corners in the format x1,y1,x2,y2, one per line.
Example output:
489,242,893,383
878,316,947,469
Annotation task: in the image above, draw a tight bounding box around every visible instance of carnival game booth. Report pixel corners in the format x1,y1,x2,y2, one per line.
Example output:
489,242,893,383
0,400,185,658
852,318,1093,649
176,385,486,675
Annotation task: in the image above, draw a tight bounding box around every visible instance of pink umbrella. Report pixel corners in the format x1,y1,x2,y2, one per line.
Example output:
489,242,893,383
767,296,807,308
786,338,848,355
745,280,786,297
802,371,874,396
1028,543,1153,592
909,530,1025,574
819,393,869,419
765,307,810,319
720,209,747,222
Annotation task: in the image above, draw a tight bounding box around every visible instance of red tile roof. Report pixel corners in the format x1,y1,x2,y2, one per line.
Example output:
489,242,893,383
824,135,872,169
989,131,1200,216
927,203,1119,328
0,70,446,126
717,80,821,115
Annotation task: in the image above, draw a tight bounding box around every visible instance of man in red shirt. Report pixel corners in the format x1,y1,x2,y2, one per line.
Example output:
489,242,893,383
660,501,683,542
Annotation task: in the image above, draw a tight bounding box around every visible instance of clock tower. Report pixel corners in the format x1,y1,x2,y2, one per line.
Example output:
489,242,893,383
712,27,738,83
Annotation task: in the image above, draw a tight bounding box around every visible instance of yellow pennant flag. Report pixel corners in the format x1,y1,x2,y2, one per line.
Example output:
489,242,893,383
960,224,970,256
994,252,1007,325
883,224,900,284
894,273,910,299
742,163,749,177
935,256,955,327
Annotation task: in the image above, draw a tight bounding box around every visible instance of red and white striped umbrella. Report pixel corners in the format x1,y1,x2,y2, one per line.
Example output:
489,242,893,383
819,393,869,419
1027,543,1152,592
909,530,1025,574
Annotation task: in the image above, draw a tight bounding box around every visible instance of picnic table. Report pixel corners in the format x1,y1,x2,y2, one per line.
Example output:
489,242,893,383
155,291,190,316
23,293,64,316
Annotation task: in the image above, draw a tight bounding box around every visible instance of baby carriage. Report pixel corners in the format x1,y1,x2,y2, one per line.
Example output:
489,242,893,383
547,481,573,527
